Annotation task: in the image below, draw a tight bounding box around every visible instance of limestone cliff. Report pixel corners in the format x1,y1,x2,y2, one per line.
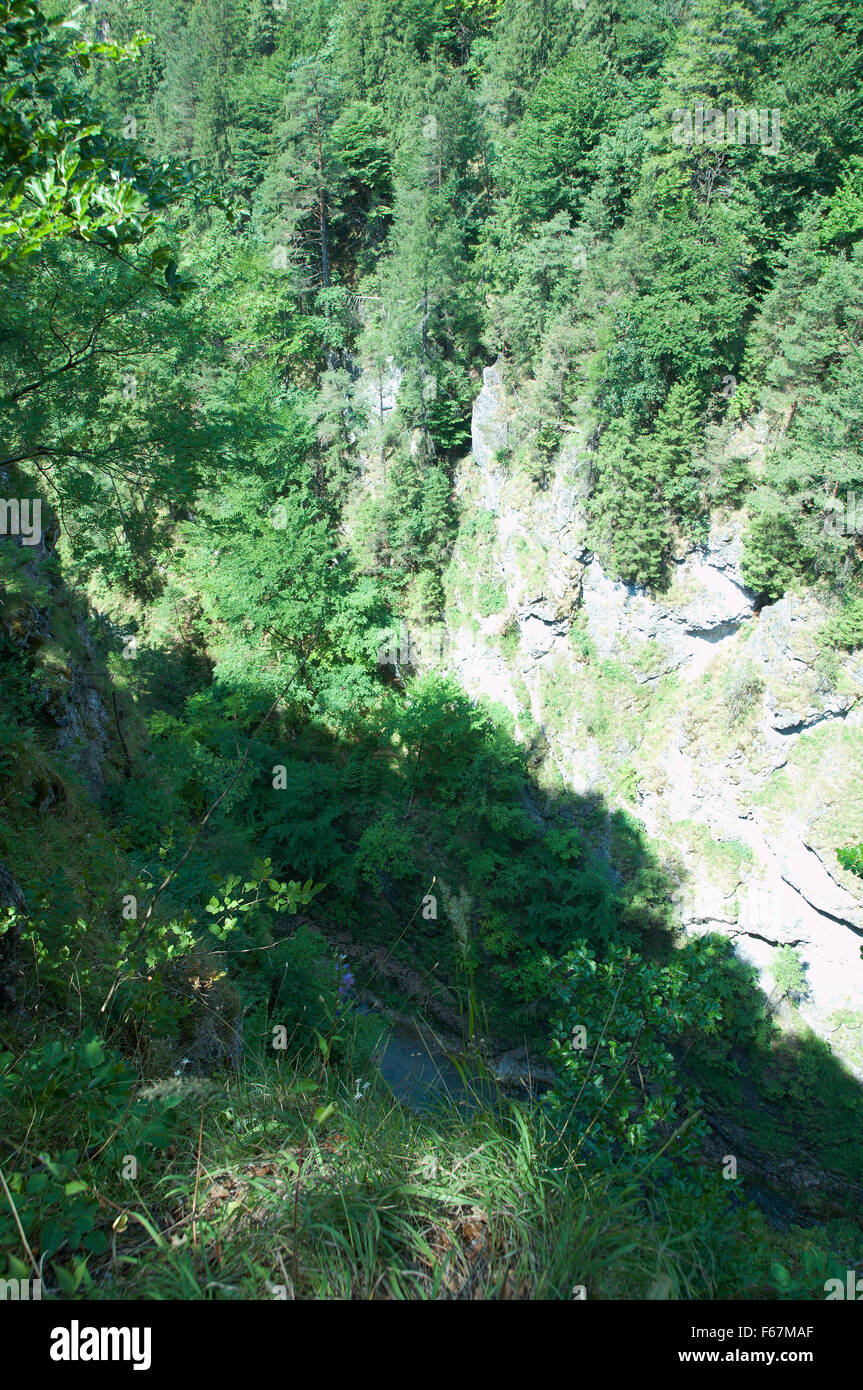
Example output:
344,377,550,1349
431,365,863,1076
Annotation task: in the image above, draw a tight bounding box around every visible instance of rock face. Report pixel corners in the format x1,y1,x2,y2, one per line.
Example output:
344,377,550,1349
0,860,26,1006
1,523,111,798
434,366,863,1075
46,664,110,797
471,362,511,472
580,531,755,678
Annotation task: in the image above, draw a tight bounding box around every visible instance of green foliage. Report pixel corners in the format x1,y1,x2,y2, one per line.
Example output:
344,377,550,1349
503,44,623,223
0,1,214,289
770,945,809,1003
822,599,863,653
477,579,506,616
646,378,707,531
722,660,764,727
768,1245,852,1301
547,938,724,1161
0,1031,176,1262
588,423,671,589
837,842,863,878
739,235,863,603
1,0,860,1304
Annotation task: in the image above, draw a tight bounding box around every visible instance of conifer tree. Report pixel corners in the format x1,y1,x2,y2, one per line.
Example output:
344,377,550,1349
646,378,706,530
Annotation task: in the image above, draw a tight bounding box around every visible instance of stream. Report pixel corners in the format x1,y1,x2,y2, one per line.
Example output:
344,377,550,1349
366,1015,819,1231
365,1014,492,1114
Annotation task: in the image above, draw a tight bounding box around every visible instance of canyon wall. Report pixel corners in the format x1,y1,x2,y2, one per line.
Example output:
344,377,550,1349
429,365,863,1076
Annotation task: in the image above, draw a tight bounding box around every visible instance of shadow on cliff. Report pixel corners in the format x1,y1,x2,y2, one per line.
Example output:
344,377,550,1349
3,587,862,1229
120,659,863,1225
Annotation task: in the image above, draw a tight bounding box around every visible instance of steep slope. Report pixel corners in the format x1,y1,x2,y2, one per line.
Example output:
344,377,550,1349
419,366,863,1075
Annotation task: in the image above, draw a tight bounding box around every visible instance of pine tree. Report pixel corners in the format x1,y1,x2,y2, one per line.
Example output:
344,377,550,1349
256,59,345,290
646,378,706,531
360,90,482,451
249,0,276,57
665,0,767,109
503,42,622,223
480,0,580,125
589,424,671,590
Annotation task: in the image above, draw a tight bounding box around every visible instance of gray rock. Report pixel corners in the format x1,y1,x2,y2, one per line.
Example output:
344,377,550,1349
44,665,110,797
493,1045,556,1090
750,593,859,732
0,861,26,1006
471,362,510,472
433,374,863,1075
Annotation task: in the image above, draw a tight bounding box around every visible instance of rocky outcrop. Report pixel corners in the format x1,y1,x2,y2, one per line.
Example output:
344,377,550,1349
492,1044,556,1092
433,365,863,1076
0,860,26,1006
1,521,111,798
580,529,756,678
470,361,511,472
43,662,110,797
750,593,862,733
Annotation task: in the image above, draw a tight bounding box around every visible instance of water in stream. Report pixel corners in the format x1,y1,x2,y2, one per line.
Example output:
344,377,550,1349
368,1017,490,1114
